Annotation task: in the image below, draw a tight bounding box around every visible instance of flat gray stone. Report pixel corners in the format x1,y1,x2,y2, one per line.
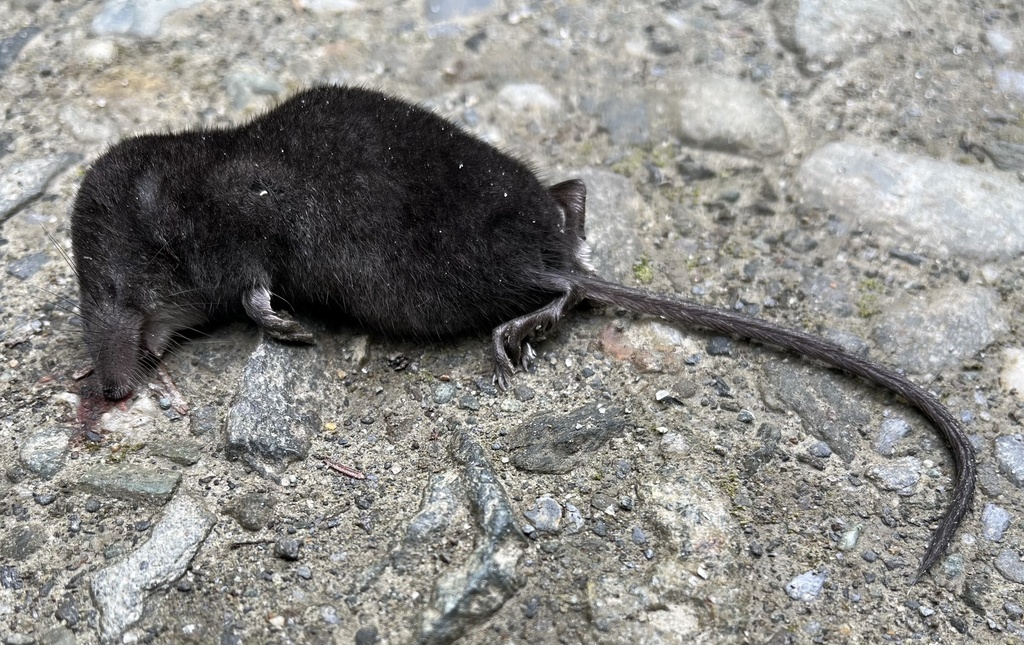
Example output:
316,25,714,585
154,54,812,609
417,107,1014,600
596,98,650,145
224,71,284,110
981,504,1011,542
995,550,1024,584
867,456,921,495
676,74,788,158
796,142,1024,260
761,361,870,462
404,473,460,546
7,251,49,280
785,569,827,601
774,0,909,68
995,435,1024,488
225,339,322,482
0,153,81,224
19,425,71,478
78,465,181,502
509,403,626,474
873,418,911,457
417,432,527,644
58,104,119,143
870,286,1006,375
91,496,215,641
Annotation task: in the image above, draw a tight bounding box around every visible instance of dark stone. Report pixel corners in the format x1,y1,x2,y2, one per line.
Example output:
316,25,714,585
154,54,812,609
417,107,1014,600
0,565,23,589
760,361,869,462
1,525,43,560
354,626,379,645
224,493,276,531
274,538,301,561
416,432,528,644
508,403,626,474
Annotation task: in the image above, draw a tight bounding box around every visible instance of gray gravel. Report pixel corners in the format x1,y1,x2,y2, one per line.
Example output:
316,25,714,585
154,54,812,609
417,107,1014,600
3,0,1024,642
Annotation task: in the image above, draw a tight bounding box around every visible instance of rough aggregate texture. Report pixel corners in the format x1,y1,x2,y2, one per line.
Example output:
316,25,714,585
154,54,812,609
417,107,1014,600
2,0,1024,642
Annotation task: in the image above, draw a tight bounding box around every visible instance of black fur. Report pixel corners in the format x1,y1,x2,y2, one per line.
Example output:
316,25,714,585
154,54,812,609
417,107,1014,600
70,85,974,582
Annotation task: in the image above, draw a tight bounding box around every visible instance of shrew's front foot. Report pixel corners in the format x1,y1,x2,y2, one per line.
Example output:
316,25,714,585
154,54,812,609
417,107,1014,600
243,286,315,344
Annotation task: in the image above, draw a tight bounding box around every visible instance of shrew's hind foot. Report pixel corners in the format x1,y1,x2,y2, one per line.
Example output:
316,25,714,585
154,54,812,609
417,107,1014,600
490,283,583,390
243,286,316,344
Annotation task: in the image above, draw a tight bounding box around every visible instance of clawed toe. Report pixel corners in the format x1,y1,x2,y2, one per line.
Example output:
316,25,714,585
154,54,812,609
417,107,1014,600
265,320,315,344
520,342,536,370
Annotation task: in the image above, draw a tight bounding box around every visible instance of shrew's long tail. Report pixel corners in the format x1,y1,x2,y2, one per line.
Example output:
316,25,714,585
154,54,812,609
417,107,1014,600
576,275,975,583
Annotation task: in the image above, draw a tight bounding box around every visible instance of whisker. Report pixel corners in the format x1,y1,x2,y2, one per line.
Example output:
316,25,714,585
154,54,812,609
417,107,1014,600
41,226,78,278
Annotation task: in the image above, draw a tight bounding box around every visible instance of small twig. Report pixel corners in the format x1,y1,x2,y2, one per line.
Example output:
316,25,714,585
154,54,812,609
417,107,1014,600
323,458,365,480
229,539,274,550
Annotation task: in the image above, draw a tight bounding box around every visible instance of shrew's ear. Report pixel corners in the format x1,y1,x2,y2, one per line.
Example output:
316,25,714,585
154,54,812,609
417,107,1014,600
549,179,586,236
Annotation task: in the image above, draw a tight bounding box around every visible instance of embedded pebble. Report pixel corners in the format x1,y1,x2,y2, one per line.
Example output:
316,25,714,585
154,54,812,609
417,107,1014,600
223,493,276,531
837,525,861,552
224,71,285,110
509,403,626,474
986,30,1015,59
660,432,689,456
781,0,907,67
91,0,208,38
275,538,301,561
995,550,1024,584
433,383,456,404
2,525,44,560
563,503,584,534
870,287,1006,375
706,336,733,356
676,74,788,158
91,496,215,641
995,435,1024,488
1000,348,1024,397
496,83,560,114
149,438,203,466
6,251,49,280
982,504,1011,542
403,473,459,546
761,361,869,462
419,432,528,642
424,0,496,22
58,104,119,143
807,441,832,459
785,569,827,601
972,138,1024,172
797,142,1024,261
592,97,650,145
643,475,734,562
873,418,912,457
19,425,70,478
523,496,563,534
82,39,118,63
996,69,1024,97
867,457,921,495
